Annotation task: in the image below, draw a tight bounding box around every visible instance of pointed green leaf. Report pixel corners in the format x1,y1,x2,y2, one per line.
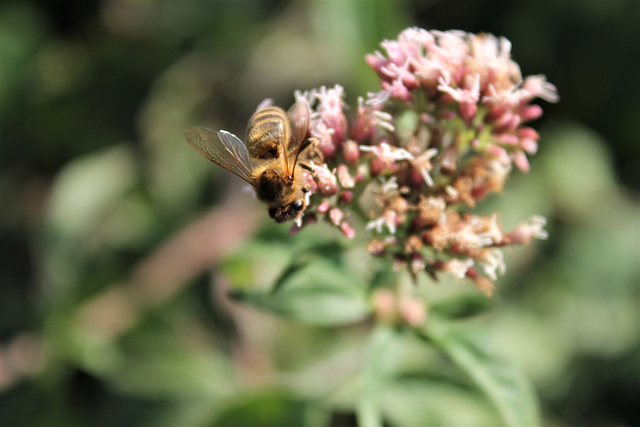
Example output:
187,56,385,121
421,315,540,427
229,260,370,326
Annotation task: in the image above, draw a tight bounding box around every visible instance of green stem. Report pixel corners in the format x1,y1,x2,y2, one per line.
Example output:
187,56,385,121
356,398,383,427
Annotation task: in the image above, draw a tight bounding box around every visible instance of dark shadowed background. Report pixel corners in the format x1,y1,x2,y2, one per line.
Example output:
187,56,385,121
1,1,638,426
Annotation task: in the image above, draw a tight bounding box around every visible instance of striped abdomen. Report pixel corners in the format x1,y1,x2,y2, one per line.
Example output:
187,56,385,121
245,106,291,160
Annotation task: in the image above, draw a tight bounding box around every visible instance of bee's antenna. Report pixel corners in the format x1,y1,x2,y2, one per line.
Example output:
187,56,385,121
291,138,314,180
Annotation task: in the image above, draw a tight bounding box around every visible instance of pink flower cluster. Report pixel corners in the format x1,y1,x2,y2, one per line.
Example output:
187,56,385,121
366,28,558,172
294,28,557,299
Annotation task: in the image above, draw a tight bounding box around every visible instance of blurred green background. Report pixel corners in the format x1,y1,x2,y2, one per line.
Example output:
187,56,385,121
0,0,638,426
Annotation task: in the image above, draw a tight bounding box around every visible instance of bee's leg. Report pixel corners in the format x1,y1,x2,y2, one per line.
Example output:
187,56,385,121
303,187,311,205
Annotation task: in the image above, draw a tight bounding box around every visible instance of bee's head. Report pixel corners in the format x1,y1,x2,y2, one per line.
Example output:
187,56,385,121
258,169,309,223
268,199,305,223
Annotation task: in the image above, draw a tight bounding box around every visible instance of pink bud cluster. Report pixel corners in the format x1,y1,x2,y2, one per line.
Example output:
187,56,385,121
294,28,557,297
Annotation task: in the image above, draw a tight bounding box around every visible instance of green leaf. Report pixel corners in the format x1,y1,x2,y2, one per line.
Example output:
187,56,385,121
430,293,496,319
421,315,540,427
209,391,306,427
381,377,501,427
229,261,370,326
357,325,398,427
271,240,347,293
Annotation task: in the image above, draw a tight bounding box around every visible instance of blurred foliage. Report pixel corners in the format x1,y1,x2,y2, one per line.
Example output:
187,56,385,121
0,0,638,426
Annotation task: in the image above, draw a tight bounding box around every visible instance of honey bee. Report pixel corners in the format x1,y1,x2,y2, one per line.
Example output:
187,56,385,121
184,101,321,223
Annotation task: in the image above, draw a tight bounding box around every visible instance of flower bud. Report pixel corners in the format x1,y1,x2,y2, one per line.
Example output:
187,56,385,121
372,289,397,323
486,145,510,165
517,126,539,140
402,73,420,90
367,239,386,256
317,200,331,214
393,254,407,271
381,80,413,103
493,110,515,129
398,297,427,326
409,253,426,276
355,165,367,183
438,93,455,106
486,105,507,122
369,158,385,177
404,234,423,254
437,110,457,120
340,221,355,239
520,138,538,154
342,140,360,164
413,197,445,230
519,104,543,122
338,191,354,205
495,134,519,145
366,54,392,82
458,101,477,126
369,158,398,177
315,165,339,196
336,164,355,188
312,122,337,160
329,207,344,226
513,150,530,172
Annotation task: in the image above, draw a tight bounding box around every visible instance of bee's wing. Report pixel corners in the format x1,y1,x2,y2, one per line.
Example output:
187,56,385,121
286,100,310,153
184,126,255,184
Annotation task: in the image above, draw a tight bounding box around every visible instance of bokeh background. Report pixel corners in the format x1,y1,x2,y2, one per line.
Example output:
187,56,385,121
1,0,638,426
